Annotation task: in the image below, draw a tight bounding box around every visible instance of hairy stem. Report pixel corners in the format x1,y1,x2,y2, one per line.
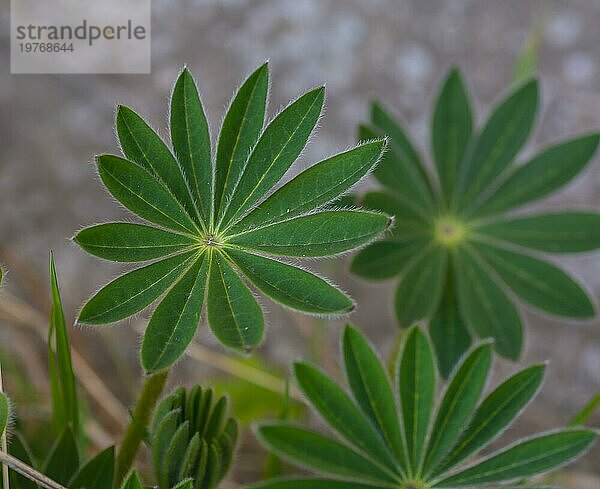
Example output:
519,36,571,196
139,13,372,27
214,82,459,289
115,370,169,484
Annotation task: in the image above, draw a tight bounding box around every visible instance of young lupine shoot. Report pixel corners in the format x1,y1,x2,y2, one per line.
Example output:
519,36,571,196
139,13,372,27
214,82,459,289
151,386,238,489
74,63,390,373
353,69,600,375
251,325,598,489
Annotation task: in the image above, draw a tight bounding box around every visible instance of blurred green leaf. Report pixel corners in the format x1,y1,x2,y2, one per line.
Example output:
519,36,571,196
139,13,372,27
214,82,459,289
69,446,114,489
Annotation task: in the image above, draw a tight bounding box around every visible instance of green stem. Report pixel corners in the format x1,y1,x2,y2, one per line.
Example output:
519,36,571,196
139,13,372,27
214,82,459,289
115,370,169,485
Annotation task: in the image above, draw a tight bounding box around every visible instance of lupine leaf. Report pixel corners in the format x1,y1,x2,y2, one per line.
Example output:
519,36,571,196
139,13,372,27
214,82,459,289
456,80,538,210
69,446,115,489
423,343,492,476
434,429,597,487
142,254,209,373
116,105,198,223
398,327,436,472
207,254,264,350
432,69,473,203
97,154,199,235
454,247,523,359
225,249,353,314
79,251,197,324
429,269,471,378
74,223,196,262
255,423,400,485
435,364,545,475
215,63,269,217
474,241,595,317
221,87,324,227
342,325,406,466
248,479,382,489
293,362,399,473
362,191,431,239
351,239,427,280
236,140,386,230
43,427,79,485
171,68,213,225
394,245,447,327
472,134,600,217
48,253,79,440
570,391,600,426
228,210,390,257
474,212,600,253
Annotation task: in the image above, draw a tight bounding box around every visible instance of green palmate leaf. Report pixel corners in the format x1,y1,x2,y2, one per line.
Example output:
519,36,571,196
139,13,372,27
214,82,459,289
69,446,115,489
171,68,213,225
228,210,390,257
473,241,595,317
97,155,199,235
207,254,264,350
456,79,538,210
434,429,597,487
429,268,471,378
44,427,79,485
48,253,79,439
293,362,400,474
423,343,492,477
78,64,390,367
434,364,545,475
79,250,197,324
256,424,399,485
248,479,382,489
116,105,198,224
398,327,436,472
474,212,600,253
362,191,431,239
75,223,196,262
215,63,269,217
0,392,8,437
394,245,447,327
432,69,473,203
454,247,523,359
472,134,600,217
236,140,386,230
351,239,428,280
142,254,209,373
225,249,353,314
121,470,143,489
220,87,325,227
342,326,406,466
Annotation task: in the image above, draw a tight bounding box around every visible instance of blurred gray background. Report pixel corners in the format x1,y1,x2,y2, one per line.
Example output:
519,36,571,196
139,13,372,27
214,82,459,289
1,0,600,485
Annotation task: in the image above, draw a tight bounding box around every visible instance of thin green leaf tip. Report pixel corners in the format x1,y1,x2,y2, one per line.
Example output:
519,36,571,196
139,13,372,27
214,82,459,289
352,67,600,375
74,63,391,373
251,324,598,489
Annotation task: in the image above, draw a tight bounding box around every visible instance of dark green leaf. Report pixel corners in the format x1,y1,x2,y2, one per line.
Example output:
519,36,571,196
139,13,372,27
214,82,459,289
342,325,406,466
293,362,399,474
9,433,37,489
236,140,386,230
215,63,269,217
120,470,143,489
171,68,213,225
457,80,538,210
228,210,391,257
43,427,79,485
75,223,196,262
474,241,595,317
435,364,545,475
116,106,199,224
432,69,473,203
423,343,492,477
255,423,400,485
207,254,264,350
434,429,597,486
394,246,447,327
97,154,199,235
247,479,382,489
351,239,428,280
454,247,523,359
472,134,600,217
78,250,197,324
474,212,600,253
69,446,114,489
225,249,353,314
220,87,325,227
398,327,436,472
142,254,209,373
